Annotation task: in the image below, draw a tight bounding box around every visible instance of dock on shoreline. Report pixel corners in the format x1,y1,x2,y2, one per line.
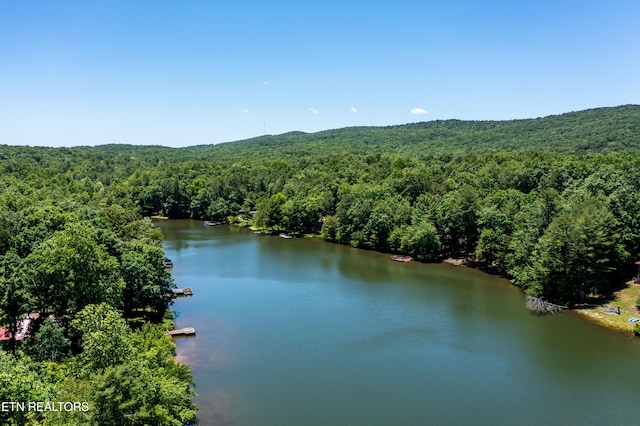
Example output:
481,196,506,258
166,327,196,337
172,287,193,296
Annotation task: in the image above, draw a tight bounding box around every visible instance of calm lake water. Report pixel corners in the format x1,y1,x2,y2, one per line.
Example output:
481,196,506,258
156,220,640,426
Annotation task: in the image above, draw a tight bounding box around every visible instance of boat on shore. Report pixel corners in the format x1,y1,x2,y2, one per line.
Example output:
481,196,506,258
279,233,292,239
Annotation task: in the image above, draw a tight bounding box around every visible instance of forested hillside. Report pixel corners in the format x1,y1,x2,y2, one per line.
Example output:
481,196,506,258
1,105,640,423
2,105,638,169
190,104,640,160
0,171,197,423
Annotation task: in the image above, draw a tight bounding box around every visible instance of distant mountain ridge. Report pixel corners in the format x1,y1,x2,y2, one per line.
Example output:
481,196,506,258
186,104,640,160
1,105,638,166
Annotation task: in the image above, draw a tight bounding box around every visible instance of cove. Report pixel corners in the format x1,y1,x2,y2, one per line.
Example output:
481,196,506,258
157,220,640,426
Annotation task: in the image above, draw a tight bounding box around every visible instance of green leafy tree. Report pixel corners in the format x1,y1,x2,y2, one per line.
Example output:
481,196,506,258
0,251,30,354
0,210,20,256
321,215,339,242
206,197,235,221
0,352,53,426
41,322,196,425
283,194,325,233
526,199,628,304
98,204,140,240
71,303,132,374
120,242,173,320
25,222,125,316
475,205,512,268
390,220,442,262
190,186,214,219
26,318,71,363
255,192,287,229
435,185,478,257
363,195,411,251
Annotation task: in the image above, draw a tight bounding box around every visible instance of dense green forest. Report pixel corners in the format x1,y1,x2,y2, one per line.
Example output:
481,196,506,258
0,189,197,422
1,105,640,423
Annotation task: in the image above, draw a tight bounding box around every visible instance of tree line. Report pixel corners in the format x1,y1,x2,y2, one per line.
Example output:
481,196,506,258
0,177,196,424
1,105,639,423
121,150,639,307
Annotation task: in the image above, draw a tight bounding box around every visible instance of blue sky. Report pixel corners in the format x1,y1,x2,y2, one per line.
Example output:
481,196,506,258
1,1,638,147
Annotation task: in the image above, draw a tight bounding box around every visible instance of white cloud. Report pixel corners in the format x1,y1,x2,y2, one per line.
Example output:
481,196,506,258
350,106,358,113
309,108,320,114
410,107,428,115
242,108,250,113
261,81,271,86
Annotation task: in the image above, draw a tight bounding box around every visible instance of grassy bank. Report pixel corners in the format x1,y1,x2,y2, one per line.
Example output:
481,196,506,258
574,281,640,333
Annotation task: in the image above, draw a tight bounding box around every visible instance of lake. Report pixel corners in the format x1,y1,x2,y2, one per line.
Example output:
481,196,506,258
156,220,640,426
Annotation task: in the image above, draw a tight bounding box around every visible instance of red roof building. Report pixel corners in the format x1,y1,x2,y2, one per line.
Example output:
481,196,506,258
0,313,41,341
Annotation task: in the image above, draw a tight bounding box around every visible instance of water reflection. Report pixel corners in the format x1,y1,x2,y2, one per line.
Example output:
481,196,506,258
159,221,640,426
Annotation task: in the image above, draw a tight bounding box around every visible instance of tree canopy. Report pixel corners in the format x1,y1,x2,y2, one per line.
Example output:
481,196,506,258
1,104,640,423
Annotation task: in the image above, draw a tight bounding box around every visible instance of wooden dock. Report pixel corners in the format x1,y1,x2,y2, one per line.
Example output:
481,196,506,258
172,287,193,296
166,327,196,337
391,255,413,262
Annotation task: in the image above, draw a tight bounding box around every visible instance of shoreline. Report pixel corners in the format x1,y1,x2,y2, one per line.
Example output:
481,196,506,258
571,282,640,334
231,221,640,336
572,309,634,335
443,258,466,266
444,255,640,334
